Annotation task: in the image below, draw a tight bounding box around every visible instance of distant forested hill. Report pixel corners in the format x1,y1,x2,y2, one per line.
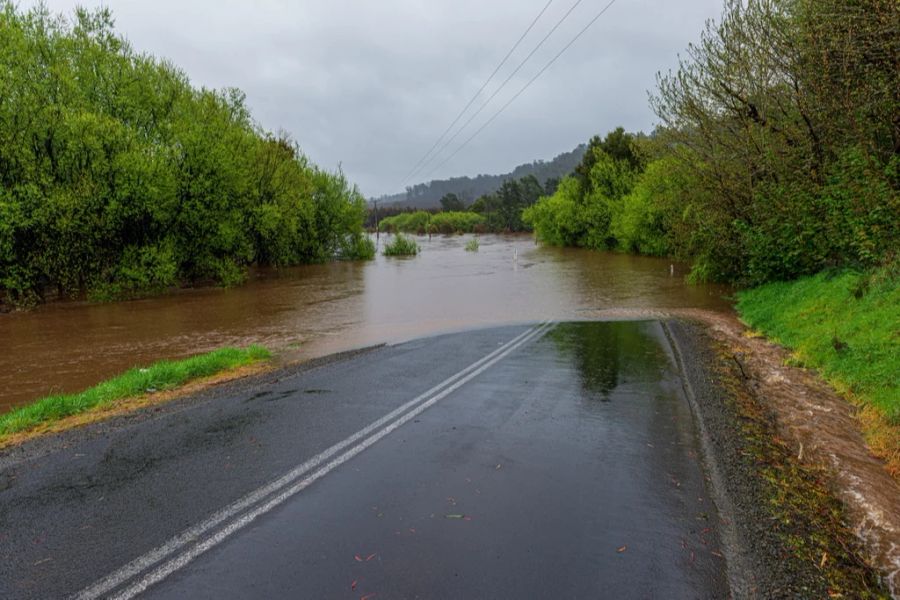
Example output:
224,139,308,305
372,144,587,209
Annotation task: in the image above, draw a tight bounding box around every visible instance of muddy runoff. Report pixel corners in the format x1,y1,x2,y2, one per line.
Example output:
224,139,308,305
0,234,730,412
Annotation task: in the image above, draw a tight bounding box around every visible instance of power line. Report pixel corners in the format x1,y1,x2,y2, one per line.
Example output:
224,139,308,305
404,0,585,187
398,0,555,188
405,0,584,185
422,0,619,181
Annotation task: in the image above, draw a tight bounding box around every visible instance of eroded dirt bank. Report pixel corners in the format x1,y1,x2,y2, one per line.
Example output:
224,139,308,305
591,307,900,596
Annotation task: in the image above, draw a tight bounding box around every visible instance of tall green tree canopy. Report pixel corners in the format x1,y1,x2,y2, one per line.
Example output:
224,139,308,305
0,3,373,306
528,0,898,286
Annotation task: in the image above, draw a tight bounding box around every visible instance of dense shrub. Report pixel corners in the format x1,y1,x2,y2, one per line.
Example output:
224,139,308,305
429,211,485,234
524,131,642,250
470,175,544,232
652,0,899,284
378,210,485,234
528,0,899,286
0,4,371,306
378,211,432,234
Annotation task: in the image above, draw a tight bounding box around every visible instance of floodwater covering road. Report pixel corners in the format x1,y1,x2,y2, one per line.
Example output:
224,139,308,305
0,322,728,598
0,234,731,412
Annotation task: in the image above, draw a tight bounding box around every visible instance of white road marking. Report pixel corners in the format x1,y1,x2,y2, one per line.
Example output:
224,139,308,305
75,321,553,600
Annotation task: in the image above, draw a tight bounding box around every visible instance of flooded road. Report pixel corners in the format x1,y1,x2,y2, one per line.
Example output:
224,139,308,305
0,234,731,411
0,323,727,598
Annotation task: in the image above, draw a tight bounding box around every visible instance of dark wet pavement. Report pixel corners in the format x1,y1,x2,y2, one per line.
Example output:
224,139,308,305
0,322,727,598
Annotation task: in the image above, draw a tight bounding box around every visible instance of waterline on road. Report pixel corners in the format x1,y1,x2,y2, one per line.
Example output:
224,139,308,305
76,322,554,600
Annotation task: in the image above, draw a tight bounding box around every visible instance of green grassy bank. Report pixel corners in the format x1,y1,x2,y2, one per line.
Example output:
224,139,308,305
736,265,899,471
0,346,271,437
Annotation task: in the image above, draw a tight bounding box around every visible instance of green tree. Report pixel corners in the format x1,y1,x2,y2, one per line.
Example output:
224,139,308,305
439,193,465,212
0,3,373,306
652,0,899,283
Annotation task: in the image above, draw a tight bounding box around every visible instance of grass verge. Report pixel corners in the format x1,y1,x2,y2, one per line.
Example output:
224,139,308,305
736,264,900,473
0,346,272,438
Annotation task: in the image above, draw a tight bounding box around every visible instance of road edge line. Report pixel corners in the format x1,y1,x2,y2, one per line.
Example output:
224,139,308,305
661,319,754,599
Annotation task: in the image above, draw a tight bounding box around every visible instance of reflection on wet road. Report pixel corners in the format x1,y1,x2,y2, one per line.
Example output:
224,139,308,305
0,322,727,598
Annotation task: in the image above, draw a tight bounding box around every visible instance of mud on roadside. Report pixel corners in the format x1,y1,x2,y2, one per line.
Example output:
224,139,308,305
585,307,897,598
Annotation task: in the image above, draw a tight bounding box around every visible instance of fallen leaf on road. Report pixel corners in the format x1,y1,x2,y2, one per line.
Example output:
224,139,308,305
366,553,377,562
445,514,465,519
354,555,364,562
351,580,358,591
360,594,377,600
617,546,627,553
495,464,502,470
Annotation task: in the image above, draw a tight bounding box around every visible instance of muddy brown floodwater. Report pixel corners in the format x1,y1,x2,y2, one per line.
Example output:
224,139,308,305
0,234,732,413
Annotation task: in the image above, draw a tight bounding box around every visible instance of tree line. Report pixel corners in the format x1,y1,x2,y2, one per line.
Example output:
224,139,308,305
0,4,373,307
527,0,898,285
373,174,553,234
371,145,583,210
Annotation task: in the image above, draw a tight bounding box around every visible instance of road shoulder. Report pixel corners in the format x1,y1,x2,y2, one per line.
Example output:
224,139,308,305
666,319,889,599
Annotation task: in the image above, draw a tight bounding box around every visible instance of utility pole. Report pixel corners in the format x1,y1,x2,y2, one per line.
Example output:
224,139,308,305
373,200,379,244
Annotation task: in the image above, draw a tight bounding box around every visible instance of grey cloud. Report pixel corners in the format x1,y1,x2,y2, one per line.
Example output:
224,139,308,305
31,0,723,196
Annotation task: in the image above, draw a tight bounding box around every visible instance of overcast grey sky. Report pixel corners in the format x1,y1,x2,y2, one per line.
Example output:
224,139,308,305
28,0,722,197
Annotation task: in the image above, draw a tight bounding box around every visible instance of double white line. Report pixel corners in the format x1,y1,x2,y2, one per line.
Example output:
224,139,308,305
76,321,554,600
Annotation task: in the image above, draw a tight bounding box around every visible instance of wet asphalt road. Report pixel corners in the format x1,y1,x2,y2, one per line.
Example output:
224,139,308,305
0,321,727,599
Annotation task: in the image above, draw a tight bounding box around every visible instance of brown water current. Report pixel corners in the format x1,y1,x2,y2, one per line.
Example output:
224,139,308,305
0,234,731,411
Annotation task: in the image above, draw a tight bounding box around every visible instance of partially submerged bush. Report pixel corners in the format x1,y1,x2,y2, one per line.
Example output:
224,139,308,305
383,235,419,256
339,234,376,261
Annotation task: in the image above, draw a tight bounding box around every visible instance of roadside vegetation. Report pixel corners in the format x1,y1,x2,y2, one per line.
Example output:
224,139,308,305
525,0,897,288
520,0,899,469
737,264,900,473
0,4,373,308
383,234,419,257
0,346,271,438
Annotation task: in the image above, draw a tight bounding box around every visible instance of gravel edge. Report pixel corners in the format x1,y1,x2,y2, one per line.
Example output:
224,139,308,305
664,319,887,599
